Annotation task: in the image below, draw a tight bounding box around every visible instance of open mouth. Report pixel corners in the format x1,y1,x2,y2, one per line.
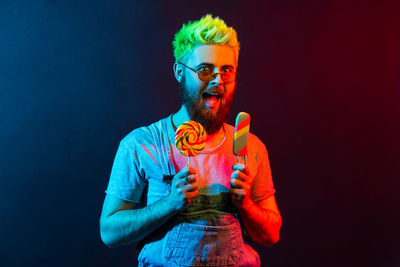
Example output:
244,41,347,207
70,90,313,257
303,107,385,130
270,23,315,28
202,92,222,100
202,92,222,108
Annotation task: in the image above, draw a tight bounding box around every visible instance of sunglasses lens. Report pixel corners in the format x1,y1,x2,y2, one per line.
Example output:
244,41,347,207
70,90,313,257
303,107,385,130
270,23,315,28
198,71,213,82
198,71,236,83
222,73,235,83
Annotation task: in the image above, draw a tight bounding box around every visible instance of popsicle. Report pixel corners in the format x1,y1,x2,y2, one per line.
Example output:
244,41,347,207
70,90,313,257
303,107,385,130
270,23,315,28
233,112,250,164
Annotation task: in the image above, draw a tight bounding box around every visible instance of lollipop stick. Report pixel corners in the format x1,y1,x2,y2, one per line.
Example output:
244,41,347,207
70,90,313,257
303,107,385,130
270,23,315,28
188,156,191,168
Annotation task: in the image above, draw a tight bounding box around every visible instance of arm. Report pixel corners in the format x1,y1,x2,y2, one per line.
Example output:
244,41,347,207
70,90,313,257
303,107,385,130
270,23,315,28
100,166,198,248
230,163,282,247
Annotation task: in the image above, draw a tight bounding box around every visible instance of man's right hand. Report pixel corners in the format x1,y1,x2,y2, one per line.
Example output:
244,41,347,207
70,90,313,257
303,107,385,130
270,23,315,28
167,166,198,211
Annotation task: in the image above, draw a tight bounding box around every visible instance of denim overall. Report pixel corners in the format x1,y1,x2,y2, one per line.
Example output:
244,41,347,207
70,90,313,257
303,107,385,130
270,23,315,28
136,116,261,266
137,193,260,266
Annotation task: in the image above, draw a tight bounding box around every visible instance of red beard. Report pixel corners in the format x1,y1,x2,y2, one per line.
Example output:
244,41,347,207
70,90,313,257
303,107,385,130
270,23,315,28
179,76,235,135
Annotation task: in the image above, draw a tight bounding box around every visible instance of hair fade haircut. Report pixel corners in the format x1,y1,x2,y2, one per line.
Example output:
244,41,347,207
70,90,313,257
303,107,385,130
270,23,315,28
172,14,240,63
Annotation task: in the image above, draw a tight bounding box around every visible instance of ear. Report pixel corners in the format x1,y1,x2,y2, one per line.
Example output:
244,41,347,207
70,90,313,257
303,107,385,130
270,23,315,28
173,62,184,83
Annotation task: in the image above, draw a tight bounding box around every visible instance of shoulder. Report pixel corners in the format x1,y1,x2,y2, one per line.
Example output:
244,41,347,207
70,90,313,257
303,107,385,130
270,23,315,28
248,132,267,152
120,115,171,148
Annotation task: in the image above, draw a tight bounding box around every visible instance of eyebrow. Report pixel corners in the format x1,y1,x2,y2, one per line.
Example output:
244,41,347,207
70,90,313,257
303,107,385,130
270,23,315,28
195,63,235,69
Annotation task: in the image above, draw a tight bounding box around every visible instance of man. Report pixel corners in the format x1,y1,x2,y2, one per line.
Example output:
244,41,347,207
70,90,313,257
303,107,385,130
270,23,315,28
100,15,282,266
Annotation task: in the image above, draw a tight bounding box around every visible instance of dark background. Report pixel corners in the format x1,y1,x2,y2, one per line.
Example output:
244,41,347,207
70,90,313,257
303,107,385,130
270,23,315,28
1,0,399,266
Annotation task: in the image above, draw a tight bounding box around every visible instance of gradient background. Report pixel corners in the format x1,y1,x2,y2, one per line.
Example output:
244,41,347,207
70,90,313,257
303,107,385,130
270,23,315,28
1,1,399,266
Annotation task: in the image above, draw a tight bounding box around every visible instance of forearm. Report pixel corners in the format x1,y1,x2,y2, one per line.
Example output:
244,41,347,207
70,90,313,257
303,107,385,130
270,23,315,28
238,198,282,247
100,196,178,248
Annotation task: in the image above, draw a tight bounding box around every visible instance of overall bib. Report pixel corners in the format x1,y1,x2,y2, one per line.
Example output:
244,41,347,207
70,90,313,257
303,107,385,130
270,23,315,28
137,193,260,266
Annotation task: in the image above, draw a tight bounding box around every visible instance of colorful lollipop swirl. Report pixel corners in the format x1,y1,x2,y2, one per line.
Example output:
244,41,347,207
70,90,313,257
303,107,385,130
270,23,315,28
175,121,207,157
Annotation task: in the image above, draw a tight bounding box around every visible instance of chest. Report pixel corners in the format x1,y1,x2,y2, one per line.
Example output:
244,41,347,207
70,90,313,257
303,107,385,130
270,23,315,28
171,147,237,194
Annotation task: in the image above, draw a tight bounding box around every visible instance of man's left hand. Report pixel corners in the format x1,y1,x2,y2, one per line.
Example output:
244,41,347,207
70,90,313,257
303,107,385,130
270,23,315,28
229,163,253,208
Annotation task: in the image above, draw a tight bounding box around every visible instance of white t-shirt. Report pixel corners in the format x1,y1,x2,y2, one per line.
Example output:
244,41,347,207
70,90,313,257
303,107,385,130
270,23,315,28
106,114,276,206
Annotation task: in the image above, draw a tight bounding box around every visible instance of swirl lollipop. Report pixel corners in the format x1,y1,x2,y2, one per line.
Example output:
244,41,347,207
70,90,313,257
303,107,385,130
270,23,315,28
175,120,207,167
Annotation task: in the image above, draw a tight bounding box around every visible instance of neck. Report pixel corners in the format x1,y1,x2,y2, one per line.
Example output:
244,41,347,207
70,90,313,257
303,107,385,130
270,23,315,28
172,106,191,128
172,106,226,150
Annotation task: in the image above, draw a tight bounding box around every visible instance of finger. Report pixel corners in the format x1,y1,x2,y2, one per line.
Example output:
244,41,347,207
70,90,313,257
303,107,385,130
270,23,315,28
229,187,244,197
185,174,196,184
185,190,199,199
186,165,197,175
183,183,198,192
174,166,191,180
231,170,249,183
231,178,247,189
232,163,250,176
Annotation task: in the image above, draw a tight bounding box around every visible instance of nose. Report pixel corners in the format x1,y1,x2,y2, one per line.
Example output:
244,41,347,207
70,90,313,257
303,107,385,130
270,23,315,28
209,72,224,86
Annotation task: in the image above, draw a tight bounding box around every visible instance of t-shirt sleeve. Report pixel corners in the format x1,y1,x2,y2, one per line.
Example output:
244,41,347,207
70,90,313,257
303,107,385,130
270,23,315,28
105,138,147,203
250,143,276,202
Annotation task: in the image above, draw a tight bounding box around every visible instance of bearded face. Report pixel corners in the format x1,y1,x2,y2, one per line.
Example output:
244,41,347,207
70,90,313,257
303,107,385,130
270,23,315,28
179,74,236,135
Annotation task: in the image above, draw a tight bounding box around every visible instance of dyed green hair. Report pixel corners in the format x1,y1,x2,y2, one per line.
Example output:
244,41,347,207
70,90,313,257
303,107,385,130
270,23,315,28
172,14,240,63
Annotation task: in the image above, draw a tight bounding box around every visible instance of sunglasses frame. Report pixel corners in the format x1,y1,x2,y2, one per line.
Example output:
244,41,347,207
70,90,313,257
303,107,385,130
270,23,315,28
178,62,237,84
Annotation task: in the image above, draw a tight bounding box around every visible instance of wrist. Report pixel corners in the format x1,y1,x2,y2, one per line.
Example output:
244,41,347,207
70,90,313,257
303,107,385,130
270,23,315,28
238,196,254,211
164,193,183,213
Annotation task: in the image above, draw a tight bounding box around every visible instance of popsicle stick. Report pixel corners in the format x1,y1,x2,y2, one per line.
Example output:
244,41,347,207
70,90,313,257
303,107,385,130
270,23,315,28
237,155,247,165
